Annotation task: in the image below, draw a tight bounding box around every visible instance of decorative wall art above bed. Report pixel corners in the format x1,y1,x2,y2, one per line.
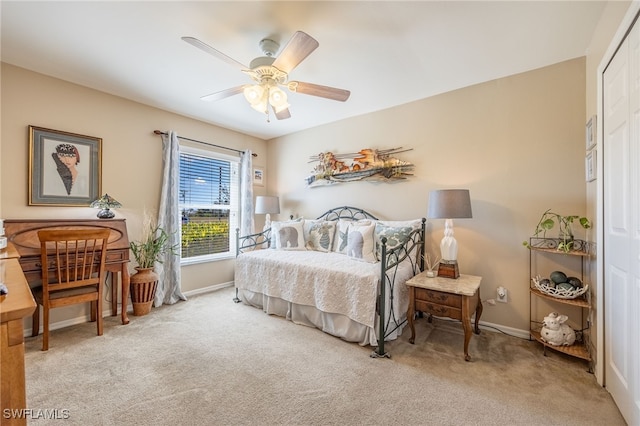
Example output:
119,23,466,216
305,147,414,187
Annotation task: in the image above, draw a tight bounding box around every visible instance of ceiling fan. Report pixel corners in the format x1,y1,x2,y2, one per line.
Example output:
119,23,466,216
182,31,350,120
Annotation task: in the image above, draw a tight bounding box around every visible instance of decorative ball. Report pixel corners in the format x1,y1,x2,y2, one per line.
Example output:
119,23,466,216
567,276,583,288
556,282,575,291
539,278,554,288
550,271,568,285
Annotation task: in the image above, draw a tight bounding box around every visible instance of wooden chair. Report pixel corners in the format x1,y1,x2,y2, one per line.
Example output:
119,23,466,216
31,228,110,351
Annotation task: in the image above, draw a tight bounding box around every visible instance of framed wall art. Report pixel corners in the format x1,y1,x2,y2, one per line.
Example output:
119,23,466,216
253,167,265,186
586,150,596,182
29,125,102,206
586,115,596,151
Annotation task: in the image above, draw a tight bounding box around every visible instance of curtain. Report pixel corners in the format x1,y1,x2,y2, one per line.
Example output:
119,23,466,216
240,150,254,237
156,131,187,306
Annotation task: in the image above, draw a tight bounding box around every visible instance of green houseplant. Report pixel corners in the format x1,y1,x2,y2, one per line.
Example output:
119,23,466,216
523,209,591,253
129,216,177,316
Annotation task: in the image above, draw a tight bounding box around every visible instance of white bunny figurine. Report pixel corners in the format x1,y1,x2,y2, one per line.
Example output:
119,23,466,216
540,312,576,346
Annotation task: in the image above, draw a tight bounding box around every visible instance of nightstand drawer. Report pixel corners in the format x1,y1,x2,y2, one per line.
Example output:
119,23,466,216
415,300,463,320
415,288,462,308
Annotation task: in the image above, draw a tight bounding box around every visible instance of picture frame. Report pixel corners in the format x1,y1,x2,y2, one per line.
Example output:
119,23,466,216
253,167,265,186
586,115,596,151
586,150,596,182
29,125,102,206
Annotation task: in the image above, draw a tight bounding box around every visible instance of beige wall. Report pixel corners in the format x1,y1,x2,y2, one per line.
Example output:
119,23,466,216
268,58,588,333
1,63,267,323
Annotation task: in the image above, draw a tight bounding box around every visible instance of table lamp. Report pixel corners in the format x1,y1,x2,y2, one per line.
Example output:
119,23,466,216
255,196,280,231
427,189,472,278
90,193,122,219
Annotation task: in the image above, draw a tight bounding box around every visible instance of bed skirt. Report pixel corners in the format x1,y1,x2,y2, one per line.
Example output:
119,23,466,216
238,288,407,347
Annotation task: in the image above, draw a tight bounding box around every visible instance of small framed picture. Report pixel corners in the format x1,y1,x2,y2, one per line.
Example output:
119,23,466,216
586,115,596,151
29,125,102,206
586,150,596,182
253,168,265,186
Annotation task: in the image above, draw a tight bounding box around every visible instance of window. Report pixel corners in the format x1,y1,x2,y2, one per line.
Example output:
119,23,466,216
179,146,239,262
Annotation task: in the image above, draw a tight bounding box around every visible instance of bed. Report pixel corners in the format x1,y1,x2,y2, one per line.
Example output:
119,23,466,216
234,206,425,357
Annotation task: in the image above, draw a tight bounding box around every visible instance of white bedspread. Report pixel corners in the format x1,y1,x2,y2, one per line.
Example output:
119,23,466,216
235,249,412,330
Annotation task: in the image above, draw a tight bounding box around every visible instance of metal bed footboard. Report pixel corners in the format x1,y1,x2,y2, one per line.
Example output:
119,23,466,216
372,218,426,358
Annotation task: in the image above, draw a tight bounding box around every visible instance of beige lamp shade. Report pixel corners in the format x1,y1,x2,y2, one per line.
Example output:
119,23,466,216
255,196,280,215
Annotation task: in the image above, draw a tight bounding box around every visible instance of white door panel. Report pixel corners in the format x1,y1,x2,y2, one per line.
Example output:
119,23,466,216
604,14,639,426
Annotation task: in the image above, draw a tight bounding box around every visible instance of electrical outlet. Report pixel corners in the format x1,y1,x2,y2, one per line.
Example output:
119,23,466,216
497,286,508,303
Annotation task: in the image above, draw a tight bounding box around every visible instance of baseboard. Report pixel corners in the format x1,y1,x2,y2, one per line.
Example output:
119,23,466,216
477,320,530,340
183,281,233,297
26,281,235,337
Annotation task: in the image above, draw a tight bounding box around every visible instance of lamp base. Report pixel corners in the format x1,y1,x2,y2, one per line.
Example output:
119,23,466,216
97,209,115,219
437,260,460,279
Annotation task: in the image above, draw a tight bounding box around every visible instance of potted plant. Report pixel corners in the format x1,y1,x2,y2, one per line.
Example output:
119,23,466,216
523,209,591,253
129,215,177,316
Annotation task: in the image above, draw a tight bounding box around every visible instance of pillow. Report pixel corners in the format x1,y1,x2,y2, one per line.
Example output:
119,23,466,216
345,221,377,263
374,223,414,261
333,220,351,254
333,219,371,254
304,220,336,252
270,218,303,249
271,220,306,250
375,218,423,261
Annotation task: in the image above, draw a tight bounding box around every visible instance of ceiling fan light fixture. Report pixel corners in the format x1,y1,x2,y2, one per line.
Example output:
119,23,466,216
269,86,289,112
244,85,268,113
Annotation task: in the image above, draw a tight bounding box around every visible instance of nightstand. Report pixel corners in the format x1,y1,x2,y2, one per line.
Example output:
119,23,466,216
406,272,483,361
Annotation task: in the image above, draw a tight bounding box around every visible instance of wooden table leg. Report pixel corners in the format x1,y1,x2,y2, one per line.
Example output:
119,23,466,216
408,287,416,344
462,294,472,361
120,265,130,325
474,290,483,335
111,271,118,316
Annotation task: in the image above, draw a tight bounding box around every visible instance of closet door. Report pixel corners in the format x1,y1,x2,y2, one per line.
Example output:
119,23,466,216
603,15,639,426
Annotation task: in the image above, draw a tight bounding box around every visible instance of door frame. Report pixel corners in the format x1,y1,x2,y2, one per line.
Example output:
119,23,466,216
596,0,640,385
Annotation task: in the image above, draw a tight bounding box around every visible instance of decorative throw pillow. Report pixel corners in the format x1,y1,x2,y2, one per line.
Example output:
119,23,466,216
271,220,306,250
270,218,303,249
345,221,377,263
374,223,414,261
375,219,423,261
333,219,371,254
304,220,336,252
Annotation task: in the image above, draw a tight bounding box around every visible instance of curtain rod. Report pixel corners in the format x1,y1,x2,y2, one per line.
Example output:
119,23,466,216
153,130,257,157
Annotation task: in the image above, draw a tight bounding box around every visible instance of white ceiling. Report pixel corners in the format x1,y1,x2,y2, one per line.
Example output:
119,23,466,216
1,1,606,140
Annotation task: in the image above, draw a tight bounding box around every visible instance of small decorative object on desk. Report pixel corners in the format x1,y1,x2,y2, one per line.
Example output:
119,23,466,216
90,193,122,219
424,253,440,278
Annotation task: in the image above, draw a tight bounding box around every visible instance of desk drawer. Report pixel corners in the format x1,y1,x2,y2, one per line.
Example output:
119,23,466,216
415,300,462,321
415,288,461,308
18,250,128,272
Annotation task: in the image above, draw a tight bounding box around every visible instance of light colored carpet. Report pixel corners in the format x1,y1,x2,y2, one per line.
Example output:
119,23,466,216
24,286,625,425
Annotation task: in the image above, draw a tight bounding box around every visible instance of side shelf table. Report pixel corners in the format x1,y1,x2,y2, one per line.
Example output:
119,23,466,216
406,272,483,361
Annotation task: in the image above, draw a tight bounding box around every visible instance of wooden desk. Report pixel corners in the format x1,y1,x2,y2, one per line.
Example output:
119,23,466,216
4,219,131,325
406,272,483,361
1,256,37,425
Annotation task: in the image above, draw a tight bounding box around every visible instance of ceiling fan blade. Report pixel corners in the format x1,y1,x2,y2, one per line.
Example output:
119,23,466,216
182,36,248,70
200,85,247,102
274,107,291,120
287,81,350,102
271,31,319,74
